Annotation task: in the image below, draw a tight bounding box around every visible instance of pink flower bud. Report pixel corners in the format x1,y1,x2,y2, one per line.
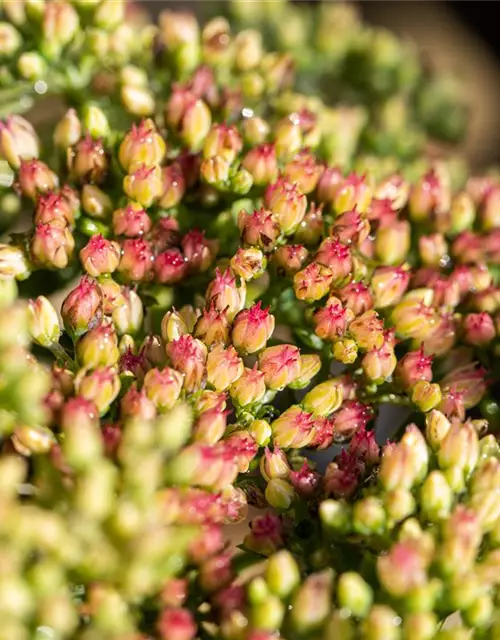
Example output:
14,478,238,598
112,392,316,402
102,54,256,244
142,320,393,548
441,363,488,409
333,400,374,441
154,248,188,285
117,238,154,282
462,312,495,346
315,238,352,286
408,169,444,222
272,244,308,275
265,177,307,235
313,296,353,342
223,432,258,474
324,451,362,498
244,513,284,557
201,340,242,391
284,150,323,194
421,312,456,357
289,462,321,498
361,341,397,384
419,232,449,267
333,173,372,215
75,366,120,415
374,219,411,266
329,210,370,247
161,578,188,608
238,207,281,252
19,159,58,200
159,163,186,209
199,552,233,592
349,426,380,465
193,403,228,444
34,191,74,227
395,347,433,391
203,123,242,164
205,268,246,321
68,134,108,183
112,201,152,237
119,347,148,381
123,163,163,208
260,445,291,481
79,234,120,277
391,300,438,342
271,405,316,449
0,115,39,168
101,424,122,458
188,522,224,561
181,229,218,273
309,416,335,449
371,265,410,309
232,302,275,355
166,335,208,393
294,202,324,246
118,119,166,172
377,541,427,598
348,309,384,352
242,143,278,186
31,223,74,270
336,282,373,316
230,247,266,281
294,261,333,302
440,506,482,575
193,304,230,348
451,231,484,264
120,383,156,421
61,276,103,337
229,365,266,407
258,344,301,390
158,608,196,640
60,396,99,433
143,367,183,411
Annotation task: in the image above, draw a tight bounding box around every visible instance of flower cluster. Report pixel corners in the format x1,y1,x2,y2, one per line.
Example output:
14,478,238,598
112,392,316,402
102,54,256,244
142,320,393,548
0,1,498,639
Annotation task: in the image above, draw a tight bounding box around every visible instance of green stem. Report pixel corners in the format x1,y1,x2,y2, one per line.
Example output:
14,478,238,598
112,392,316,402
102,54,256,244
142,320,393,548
48,342,74,370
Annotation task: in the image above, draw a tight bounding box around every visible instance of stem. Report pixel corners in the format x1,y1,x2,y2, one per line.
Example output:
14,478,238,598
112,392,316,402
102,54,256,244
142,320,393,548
364,393,412,407
48,342,75,369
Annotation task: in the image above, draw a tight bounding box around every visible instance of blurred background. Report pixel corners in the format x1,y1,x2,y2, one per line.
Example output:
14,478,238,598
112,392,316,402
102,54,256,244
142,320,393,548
140,0,500,170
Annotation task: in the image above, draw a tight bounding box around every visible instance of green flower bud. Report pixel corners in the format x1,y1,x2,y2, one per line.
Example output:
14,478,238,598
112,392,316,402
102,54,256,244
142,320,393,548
402,612,437,640
320,499,351,533
250,594,285,631
248,576,270,605
425,410,451,451
352,497,386,535
121,85,155,117
18,51,47,80
302,378,343,417
462,593,493,629
447,572,483,611
360,605,402,640
265,550,300,598
419,471,452,522
0,22,21,56
412,381,442,413
156,402,193,453
82,104,110,139
28,295,60,348
265,478,295,510
248,419,272,446
438,419,479,479
324,611,356,640
384,489,416,524
337,572,373,618
290,570,333,634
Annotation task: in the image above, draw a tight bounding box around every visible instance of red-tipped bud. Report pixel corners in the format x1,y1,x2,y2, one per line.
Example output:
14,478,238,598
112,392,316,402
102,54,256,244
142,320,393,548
223,433,258,474
206,344,244,392
112,288,144,337
143,367,184,412
333,173,372,215
349,426,380,465
112,201,152,237
452,231,483,264
154,248,188,285
374,219,411,266
123,163,163,208
119,119,166,172
284,150,323,194
271,405,316,449
294,261,333,302
333,400,374,441
238,207,281,253
194,404,228,444
330,210,370,247
315,238,352,286
230,247,266,281
441,363,488,409
199,552,233,592
244,513,284,557
349,309,385,352
242,143,278,186
258,344,301,390
76,322,119,369
80,235,120,277
419,233,449,267
377,541,428,598
75,366,120,415
117,238,154,282
313,296,354,342
182,229,218,273
273,244,309,275
232,302,275,354
61,276,103,338
361,341,397,384
31,223,74,270
260,446,291,482
68,135,108,183
462,312,495,346
336,282,373,316
158,608,196,640
166,335,208,393
34,192,74,227
395,347,433,391
19,159,57,198
265,178,307,235
290,462,321,498
203,124,242,164
159,163,186,209
391,300,438,342
194,304,230,347
0,115,39,169
371,266,410,309
229,365,266,407
120,383,156,421
205,268,246,321
324,451,362,499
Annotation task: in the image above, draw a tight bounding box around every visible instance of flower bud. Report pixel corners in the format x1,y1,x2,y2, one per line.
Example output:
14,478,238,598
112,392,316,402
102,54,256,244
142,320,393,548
120,383,156,421
265,478,294,511
462,312,495,346
193,304,230,347
117,238,154,283
0,115,39,169
412,381,442,413
361,341,397,384
231,302,275,355
271,405,315,449
334,173,372,215
80,235,120,277
27,296,60,348
265,178,307,235
61,276,103,338
41,0,79,56
258,344,300,391
31,223,74,270
143,367,183,412
157,608,196,640
121,84,155,117
154,249,188,285
391,300,437,342
76,322,120,369
80,184,112,219
18,51,47,80
193,404,228,444
418,233,448,268
395,347,433,391
0,244,30,280
82,104,110,139
272,244,308,276
265,550,300,599
313,297,353,343
283,150,323,195
371,266,410,309
119,120,166,172
420,471,452,522
0,22,21,57
205,268,246,321
337,572,373,618
288,354,321,390
123,164,163,208
260,446,291,482
206,344,244,392
75,366,120,415
360,605,402,640
34,192,75,227
408,169,444,222
159,163,186,209
112,201,152,238
294,261,333,302
230,247,266,281
243,115,269,145
315,238,352,287
68,135,108,183
330,210,370,247
203,124,242,164
294,202,324,246
440,506,482,576
166,335,207,393
18,159,58,199
374,220,411,266
438,419,479,480
289,570,333,634
60,397,102,469
238,207,281,253
336,282,373,316
377,541,427,598
349,309,385,352
229,365,266,407
302,379,343,417
200,155,230,186
332,400,373,441
242,143,278,186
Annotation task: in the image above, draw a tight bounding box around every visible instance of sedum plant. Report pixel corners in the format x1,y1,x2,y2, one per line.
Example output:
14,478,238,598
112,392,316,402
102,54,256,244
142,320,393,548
0,1,500,639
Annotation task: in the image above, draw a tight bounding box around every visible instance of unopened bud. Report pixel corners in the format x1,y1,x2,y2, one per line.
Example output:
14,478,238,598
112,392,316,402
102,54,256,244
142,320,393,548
412,381,442,412
337,572,373,618
28,295,60,348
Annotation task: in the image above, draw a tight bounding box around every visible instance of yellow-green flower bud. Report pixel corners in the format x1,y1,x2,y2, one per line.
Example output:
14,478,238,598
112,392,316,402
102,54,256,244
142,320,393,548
352,497,386,535
420,471,452,522
265,478,295,510
337,572,373,618
302,378,343,417
320,499,351,533
28,295,60,348
289,570,333,634
265,550,300,598
412,381,442,413
360,605,402,640
425,410,451,451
